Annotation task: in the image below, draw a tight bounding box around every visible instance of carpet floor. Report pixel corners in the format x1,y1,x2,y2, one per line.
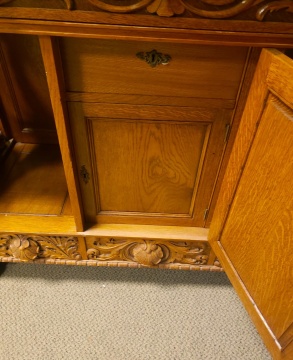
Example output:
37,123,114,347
0,263,271,360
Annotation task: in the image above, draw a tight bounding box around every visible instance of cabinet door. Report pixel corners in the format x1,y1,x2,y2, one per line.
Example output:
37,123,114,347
68,102,229,227
209,48,293,360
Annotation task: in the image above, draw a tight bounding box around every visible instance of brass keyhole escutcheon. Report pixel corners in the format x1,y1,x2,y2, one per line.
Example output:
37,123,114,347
80,165,90,184
136,49,171,67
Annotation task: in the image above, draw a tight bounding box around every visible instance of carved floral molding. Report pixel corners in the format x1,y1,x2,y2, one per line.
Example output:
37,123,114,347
0,234,82,262
0,0,292,19
86,237,210,267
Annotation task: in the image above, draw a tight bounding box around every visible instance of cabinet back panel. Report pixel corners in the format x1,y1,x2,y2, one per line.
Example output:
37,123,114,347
60,38,248,104
0,34,57,143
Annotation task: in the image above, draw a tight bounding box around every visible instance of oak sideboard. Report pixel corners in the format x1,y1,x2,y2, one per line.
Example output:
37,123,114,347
0,1,292,359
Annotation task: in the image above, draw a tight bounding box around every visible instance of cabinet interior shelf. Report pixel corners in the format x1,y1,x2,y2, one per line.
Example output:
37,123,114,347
0,143,72,217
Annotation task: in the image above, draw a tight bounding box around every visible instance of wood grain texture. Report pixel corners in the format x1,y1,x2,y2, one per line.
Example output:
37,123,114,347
208,48,275,244
65,92,235,109
0,143,69,215
267,52,293,109
39,35,84,231
0,18,293,47
209,49,293,359
221,96,293,340
0,7,293,35
90,119,207,214
205,47,261,226
60,38,248,103
68,102,228,227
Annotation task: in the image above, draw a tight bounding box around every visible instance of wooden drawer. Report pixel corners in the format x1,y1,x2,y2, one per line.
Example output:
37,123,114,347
60,38,248,107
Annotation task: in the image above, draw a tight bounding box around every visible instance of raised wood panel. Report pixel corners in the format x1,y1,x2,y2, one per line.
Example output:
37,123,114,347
90,119,208,215
68,102,228,227
221,95,293,341
209,49,293,360
0,34,57,143
60,38,248,105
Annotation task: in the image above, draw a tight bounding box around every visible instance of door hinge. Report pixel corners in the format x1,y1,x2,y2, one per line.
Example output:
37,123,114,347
224,124,231,143
203,208,209,221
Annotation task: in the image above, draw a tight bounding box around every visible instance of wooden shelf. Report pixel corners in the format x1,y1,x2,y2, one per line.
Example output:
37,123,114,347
0,143,72,216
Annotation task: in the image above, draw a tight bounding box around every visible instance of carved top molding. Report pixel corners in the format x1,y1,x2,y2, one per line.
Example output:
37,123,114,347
0,0,293,20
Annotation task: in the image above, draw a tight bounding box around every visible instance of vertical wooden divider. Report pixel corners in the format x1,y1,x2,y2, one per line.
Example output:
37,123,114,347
39,35,84,231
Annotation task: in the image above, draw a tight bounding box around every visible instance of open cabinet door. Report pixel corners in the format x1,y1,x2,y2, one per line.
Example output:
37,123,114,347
209,48,293,360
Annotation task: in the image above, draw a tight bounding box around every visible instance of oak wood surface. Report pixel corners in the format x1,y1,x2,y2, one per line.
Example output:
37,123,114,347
221,95,293,340
65,92,236,109
208,48,274,244
68,102,228,227
0,6,292,34
209,49,293,359
39,35,84,231
60,38,248,104
205,47,261,226
0,143,70,216
0,14,293,47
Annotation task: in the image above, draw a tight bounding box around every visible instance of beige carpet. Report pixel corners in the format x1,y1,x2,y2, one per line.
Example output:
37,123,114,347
0,263,271,360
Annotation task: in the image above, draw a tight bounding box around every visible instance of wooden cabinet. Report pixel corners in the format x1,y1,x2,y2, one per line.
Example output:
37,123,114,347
61,39,248,227
0,2,293,359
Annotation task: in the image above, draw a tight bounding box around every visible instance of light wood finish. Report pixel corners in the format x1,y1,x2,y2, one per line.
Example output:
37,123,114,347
60,38,248,105
65,92,236,109
209,49,293,359
205,47,261,227
38,35,84,231
68,102,229,226
0,143,70,216
0,5,293,359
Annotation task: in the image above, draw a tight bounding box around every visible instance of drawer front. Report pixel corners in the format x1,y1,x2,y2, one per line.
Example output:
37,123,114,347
60,38,248,106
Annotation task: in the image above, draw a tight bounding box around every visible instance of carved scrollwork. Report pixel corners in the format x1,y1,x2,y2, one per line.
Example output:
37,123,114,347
79,0,293,20
86,237,209,267
0,0,292,20
256,1,293,20
0,234,82,262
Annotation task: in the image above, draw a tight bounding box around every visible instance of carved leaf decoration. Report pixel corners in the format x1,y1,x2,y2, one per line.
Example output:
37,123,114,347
87,248,100,259
9,235,39,262
36,236,82,260
132,242,164,265
86,238,209,266
0,234,12,257
147,0,185,17
0,0,292,20
256,1,293,20
0,234,82,261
